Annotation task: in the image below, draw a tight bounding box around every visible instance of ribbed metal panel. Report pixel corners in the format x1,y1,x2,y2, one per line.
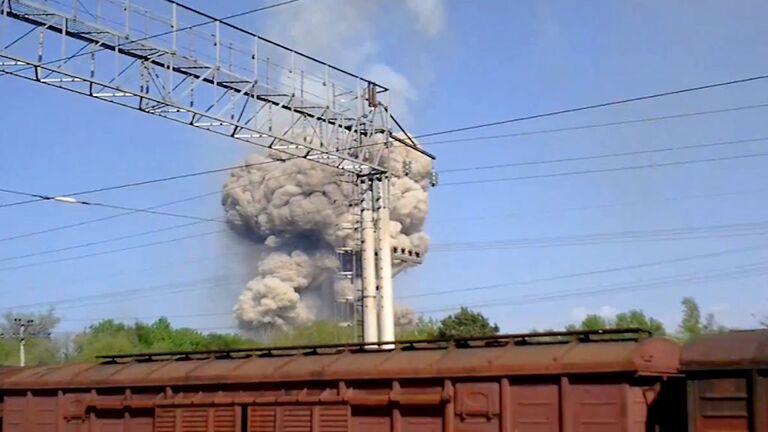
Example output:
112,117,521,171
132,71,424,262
212,407,237,432
249,407,278,432
281,407,312,432
318,406,349,432
155,408,177,432
155,407,236,432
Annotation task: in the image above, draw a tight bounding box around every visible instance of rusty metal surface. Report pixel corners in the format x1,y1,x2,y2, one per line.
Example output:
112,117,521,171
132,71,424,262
94,328,653,362
0,335,680,390
681,329,768,370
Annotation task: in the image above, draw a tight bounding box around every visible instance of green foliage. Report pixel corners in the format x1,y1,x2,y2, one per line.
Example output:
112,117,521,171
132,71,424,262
614,310,667,336
71,318,255,361
266,320,355,346
676,297,727,342
567,309,666,336
566,314,610,332
0,309,62,366
1,296,743,366
436,307,500,339
678,297,703,340
397,316,440,341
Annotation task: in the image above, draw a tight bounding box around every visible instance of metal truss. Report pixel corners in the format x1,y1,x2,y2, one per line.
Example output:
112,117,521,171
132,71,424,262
0,0,394,174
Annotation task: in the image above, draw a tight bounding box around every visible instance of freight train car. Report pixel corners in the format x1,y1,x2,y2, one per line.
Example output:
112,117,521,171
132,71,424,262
681,329,768,432
0,329,679,432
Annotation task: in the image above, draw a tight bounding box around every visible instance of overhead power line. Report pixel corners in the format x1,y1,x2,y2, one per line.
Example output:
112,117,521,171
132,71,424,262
0,221,206,263
0,164,358,245
430,219,768,253
61,310,234,324
17,243,768,322
0,159,282,209
2,147,766,253
419,102,768,147
11,182,760,289
430,186,768,225
0,190,220,243
439,136,768,173
417,261,768,315
0,275,245,312
1,207,764,270
3,132,764,223
0,187,226,223
4,77,768,210
0,230,222,273
398,241,768,300
6,241,768,319
413,74,768,140
441,151,768,186
0,196,354,268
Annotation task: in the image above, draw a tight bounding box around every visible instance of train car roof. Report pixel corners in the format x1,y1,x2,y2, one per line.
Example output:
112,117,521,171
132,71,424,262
0,330,680,390
681,329,768,371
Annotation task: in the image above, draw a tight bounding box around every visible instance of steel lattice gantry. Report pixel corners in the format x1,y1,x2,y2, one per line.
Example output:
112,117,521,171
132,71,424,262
0,0,394,174
0,0,436,347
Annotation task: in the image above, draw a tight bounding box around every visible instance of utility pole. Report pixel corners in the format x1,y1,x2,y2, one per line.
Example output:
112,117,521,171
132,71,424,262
360,176,379,346
1,318,50,367
375,175,395,349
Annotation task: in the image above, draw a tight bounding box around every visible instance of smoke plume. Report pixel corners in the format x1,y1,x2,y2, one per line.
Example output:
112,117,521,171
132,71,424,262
220,0,443,334
222,140,432,333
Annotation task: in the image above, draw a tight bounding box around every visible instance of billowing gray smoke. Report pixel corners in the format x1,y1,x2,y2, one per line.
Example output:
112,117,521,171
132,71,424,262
221,141,432,333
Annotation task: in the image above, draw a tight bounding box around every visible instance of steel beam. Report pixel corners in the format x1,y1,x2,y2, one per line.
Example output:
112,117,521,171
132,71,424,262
0,0,391,174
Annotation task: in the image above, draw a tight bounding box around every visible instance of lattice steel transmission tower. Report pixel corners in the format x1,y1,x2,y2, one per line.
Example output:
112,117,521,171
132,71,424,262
0,0,433,347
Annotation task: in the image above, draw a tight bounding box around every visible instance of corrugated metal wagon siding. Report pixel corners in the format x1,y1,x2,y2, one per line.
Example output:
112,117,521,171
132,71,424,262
681,329,768,432
0,331,682,432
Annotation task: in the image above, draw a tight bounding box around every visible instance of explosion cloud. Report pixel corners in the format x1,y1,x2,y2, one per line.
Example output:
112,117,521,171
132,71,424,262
221,139,432,334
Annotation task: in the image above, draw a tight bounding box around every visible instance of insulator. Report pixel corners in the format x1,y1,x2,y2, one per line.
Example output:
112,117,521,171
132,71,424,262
430,171,439,187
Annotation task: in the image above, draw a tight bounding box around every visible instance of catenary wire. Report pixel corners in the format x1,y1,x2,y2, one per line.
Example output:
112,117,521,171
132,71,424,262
416,261,768,315
440,151,768,186
398,241,768,300
2,210,766,270
3,128,762,211
0,164,358,245
429,219,768,252
9,183,768,260
0,147,766,262
438,136,768,173
0,275,246,312
23,247,768,323
0,230,222,273
7,235,768,320
418,102,768,147
4,81,768,209
2,129,765,220
0,220,206,263
430,186,768,224
0,159,283,209
10,186,767,295
0,190,221,243
412,74,768,140
0,156,387,245
0,193,357,268
0,187,226,223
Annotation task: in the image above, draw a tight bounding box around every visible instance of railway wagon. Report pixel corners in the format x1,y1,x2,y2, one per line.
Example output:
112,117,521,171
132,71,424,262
681,329,768,432
0,329,679,432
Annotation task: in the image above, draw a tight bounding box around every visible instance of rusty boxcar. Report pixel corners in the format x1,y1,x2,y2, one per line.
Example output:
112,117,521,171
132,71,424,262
0,329,680,432
680,329,768,432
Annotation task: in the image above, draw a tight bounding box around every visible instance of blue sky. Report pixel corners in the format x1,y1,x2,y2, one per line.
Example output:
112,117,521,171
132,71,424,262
1,0,767,335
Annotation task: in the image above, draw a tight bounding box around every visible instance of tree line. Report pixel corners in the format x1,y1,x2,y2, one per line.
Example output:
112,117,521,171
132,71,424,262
0,297,763,367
